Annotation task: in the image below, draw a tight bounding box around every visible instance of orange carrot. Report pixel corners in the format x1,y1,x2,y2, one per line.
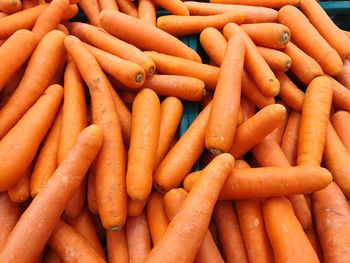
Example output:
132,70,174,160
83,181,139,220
269,101,289,145
240,95,256,121
278,5,343,76
138,0,156,26
153,0,189,15
199,27,227,67
99,0,118,11
223,22,280,97
78,0,101,27
49,54,66,86
210,0,299,8
43,249,62,263
331,111,350,151
87,166,98,215
65,178,87,218
205,35,245,154
117,90,135,111
154,102,212,192
0,30,66,139
257,46,291,72
8,163,32,203
297,76,333,166
304,223,324,262
116,0,137,17
107,227,129,263
263,197,319,263
163,188,188,221
100,10,202,62
330,76,350,113
0,0,21,14
281,111,301,166
0,125,103,263
127,198,148,217
336,59,350,89
126,211,152,263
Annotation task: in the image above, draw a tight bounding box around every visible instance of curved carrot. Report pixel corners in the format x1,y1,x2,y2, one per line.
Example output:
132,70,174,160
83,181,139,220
8,163,32,203
127,198,148,217
155,97,183,168
69,22,156,76
107,227,129,263
331,111,350,151
199,27,227,67
153,0,188,16
269,101,289,144
78,0,100,27
210,0,299,8
144,51,219,90
278,5,343,76
330,76,350,113
100,10,202,62
99,0,118,11
257,46,291,72
300,0,350,60
184,1,277,23
0,30,66,139
0,125,103,263
116,0,137,17
336,59,350,89
205,35,245,154
0,0,21,14
154,102,212,192
223,22,280,97
297,76,333,166
65,179,87,218
263,197,319,263
0,29,38,92
281,111,301,166
138,0,156,26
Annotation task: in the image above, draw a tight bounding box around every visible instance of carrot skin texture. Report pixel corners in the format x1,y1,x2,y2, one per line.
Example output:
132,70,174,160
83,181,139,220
138,0,156,26
116,0,138,17
153,0,189,16
78,0,101,27
127,198,148,217
331,111,350,151
8,163,32,203
107,227,129,263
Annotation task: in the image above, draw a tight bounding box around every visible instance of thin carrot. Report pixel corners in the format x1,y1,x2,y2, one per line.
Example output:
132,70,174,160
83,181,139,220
281,111,301,166
126,211,152,263
278,5,343,76
269,101,289,145
163,188,188,221
154,97,183,169
331,110,350,151
257,46,291,72
8,163,32,203
263,197,319,263
199,27,227,67
65,178,87,218
0,30,66,139
240,95,256,121
87,166,98,214
210,0,299,8
330,76,350,113
107,227,129,263
153,0,189,15
138,0,156,26
0,125,103,263
223,22,280,97
205,35,245,154
154,102,212,192
116,0,137,17
336,59,350,89
99,0,118,11
0,0,21,14
44,249,62,263
184,1,278,23
145,154,234,263
78,0,101,27
100,10,202,62
297,76,333,166
0,29,38,92
127,198,148,217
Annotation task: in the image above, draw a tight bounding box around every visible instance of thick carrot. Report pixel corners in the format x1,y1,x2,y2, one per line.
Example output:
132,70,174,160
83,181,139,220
210,0,299,8
153,0,188,16
300,0,350,60
240,95,256,121
278,5,343,76
281,111,301,166
155,97,183,168
313,182,350,263
8,163,32,203
0,29,38,92
0,125,103,263
107,227,129,263
205,35,245,154
48,220,105,263
269,101,289,145
157,11,245,36
100,10,202,62
331,111,350,151
223,23,280,97
184,1,277,23
257,46,291,72
44,249,62,263
330,76,350,113
127,198,148,217
126,211,152,263
144,51,219,90
297,76,333,166
0,30,66,139
0,192,21,249
99,0,118,11
154,102,212,192
283,42,323,85
229,104,286,158
127,88,160,201
147,191,169,245
0,0,21,14
145,154,234,263
69,22,156,76
263,197,319,263
138,0,156,26
87,166,98,214
199,27,227,67
30,110,62,197
116,0,137,17
78,0,100,27
336,59,350,89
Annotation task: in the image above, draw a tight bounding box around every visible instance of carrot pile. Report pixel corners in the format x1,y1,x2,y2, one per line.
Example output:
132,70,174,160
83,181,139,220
0,0,350,262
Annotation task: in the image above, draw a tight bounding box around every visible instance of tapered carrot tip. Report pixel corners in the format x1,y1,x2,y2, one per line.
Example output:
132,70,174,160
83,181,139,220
269,79,280,97
280,31,290,46
81,124,104,148
209,148,224,156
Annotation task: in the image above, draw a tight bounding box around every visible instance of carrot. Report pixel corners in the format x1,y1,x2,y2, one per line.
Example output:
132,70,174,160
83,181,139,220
300,0,350,60
30,110,62,197
127,198,148,217
257,46,291,72
8,163,32,203
0,192,21,249
99,0,118,11
155,97,183,168
330,76,350,113
313,182,350,262
140,74,205,101
153,0,189,16
145,154,234,263
223,23,280,97
184,1,278,23
163,188,188,221
65,207,106,259
336,59,350,89
157,11,245,36
78,0,101,27
0,29,38,92
205,35,245,154
100,10,202,62
278,5,343,76
199,27,227,67
0,30,65,139
0,0,21,14
304,223,324,262
269,101,289,145
281,111,301,166
138,0,156,26
44,249,62,263
48,220,105,263
0,125,103,263
297,76,333,166
210,0,299,8
144,51,219,90
229,104,286,158
69,22,156,76
107,227,129,263
49,54,66,86
126,211,152,263
331,111,350,151
116,0,137,17
65,35,127,229
22,0,38,9
117,90,135,111
147,191,169,245
154,102,212,192
65,178,87,218
87,166,98,214
263,197,319,263
240,95,256,121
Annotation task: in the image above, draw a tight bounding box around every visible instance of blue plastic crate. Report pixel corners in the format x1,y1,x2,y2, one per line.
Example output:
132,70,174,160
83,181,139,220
320,1,350,30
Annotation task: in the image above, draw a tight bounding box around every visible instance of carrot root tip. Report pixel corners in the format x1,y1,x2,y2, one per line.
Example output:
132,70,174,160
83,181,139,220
135,73,144,83
148,66,156,75
209,148,224,156
280,31,290,45
110,225,123,231
285,60,292,71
